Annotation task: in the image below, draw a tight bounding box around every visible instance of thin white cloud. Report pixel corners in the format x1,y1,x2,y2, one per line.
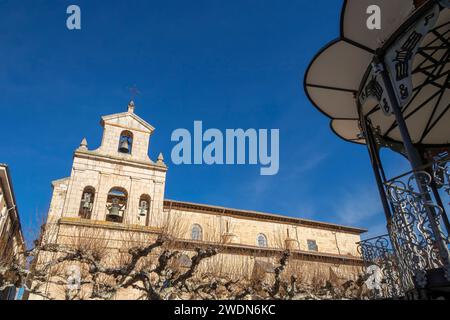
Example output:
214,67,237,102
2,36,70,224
333,185,384,226
239,148,329,208
292,151,330,175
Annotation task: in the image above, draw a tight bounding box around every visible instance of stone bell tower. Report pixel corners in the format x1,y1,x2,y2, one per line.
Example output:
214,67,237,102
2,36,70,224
46,101,168,228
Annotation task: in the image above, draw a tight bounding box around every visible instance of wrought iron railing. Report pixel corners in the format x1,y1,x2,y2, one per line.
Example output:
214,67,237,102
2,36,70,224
431,158,450,199
357,235,404,299
359,157,450,297
389,183,448,280
383,157,450,292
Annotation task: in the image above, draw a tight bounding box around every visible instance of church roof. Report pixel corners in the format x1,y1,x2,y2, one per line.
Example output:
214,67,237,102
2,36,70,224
164,200,367,235
101,108,155,133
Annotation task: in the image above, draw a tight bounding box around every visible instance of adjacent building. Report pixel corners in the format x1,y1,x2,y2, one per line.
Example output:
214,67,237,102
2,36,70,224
0,164,26,300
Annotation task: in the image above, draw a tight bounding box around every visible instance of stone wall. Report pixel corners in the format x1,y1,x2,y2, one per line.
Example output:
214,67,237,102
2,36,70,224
96,117,152,162
28,219,363,300
164,205,362,257
48,153,167,228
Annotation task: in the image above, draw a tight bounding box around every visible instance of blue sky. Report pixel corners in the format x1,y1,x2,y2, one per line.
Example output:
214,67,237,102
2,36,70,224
1,0,410,242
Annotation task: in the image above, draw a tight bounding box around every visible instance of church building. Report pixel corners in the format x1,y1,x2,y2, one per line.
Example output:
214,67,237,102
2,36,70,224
33,102,367,299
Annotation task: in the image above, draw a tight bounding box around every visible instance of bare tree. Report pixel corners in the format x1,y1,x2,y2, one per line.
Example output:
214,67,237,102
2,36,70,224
1,219,372,300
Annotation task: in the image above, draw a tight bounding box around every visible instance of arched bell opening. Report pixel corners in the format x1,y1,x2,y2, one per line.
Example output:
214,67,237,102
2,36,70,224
118,130,133,155
106,187,128,223
138,194,151,225
79,186,95,219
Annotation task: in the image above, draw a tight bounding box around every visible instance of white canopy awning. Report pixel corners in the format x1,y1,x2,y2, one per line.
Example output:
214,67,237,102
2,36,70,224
305,0,450,148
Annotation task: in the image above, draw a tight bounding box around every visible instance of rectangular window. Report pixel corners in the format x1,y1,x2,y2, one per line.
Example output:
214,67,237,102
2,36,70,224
307,239,318,252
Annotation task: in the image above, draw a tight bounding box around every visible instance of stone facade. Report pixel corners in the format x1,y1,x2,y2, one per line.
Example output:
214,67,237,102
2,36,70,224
30,102,367,300
0,164,26,300
49,102,167,229
164,200,362,257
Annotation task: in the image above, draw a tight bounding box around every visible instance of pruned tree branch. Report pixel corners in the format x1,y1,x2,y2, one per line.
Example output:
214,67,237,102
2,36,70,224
1,226,371,300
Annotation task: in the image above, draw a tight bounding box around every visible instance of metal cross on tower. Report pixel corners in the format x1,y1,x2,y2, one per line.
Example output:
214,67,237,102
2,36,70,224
128,85,141,101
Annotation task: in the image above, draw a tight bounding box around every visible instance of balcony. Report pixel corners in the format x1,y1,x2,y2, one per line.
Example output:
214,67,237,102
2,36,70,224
359,157,450,299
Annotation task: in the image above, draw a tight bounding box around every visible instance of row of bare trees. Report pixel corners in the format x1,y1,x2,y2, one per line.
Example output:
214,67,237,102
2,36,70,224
0,216,372,300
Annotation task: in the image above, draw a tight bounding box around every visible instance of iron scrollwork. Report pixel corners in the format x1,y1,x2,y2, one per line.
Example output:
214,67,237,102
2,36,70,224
384,170,450,289
358,235,404,298
432,159,450,198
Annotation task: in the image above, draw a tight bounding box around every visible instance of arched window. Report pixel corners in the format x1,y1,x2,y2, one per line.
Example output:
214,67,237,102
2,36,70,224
106,187,128,223
118,130,133,154
191,224,202,241
79,186,95,219
257,234,268,248
138,194,151,224
307,239,318,252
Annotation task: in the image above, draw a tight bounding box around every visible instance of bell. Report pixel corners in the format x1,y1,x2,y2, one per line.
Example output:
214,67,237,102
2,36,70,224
82,200,92,210
139,201,148,217
119,138,130,153
82,193,92,210
107,203,122,221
